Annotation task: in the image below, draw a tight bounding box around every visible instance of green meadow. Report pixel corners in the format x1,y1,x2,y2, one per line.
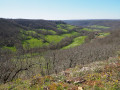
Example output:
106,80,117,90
98,32,110,38
81,28,100,32
45,32,79,44
62,36,87,49
23,38,49,48
90,25,110,29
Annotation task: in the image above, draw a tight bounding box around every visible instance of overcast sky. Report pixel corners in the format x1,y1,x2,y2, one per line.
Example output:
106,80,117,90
0,0,120,20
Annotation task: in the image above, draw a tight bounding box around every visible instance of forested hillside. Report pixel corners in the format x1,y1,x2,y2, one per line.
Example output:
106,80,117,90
1,18,103,53
0,19,79,52
0,19,120,89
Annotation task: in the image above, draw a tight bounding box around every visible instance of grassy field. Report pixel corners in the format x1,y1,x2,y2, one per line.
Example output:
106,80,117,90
45,35,65,44
62,36,87,49
98,32,110,38
48,30,56,34
23,38,49,48
81,25,110,32
90,25,110,29
81,28,100,32
45,32,79,44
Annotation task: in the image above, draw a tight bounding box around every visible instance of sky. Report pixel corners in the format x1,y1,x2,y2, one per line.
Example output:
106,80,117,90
0,0,120,20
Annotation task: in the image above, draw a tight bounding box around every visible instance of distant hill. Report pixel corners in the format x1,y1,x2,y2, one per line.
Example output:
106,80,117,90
64,20,120,30
0,18,66,48
1,18,120,54
0,18,81,53
13,19,65,30
0,18,25,47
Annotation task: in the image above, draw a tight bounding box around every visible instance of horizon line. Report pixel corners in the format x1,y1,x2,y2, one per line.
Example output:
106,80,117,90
0,17,120,21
